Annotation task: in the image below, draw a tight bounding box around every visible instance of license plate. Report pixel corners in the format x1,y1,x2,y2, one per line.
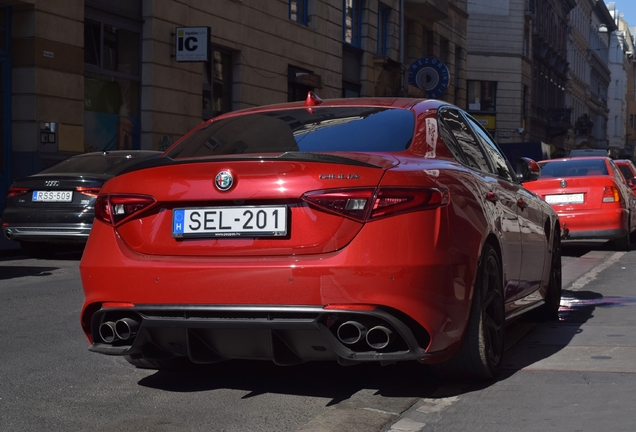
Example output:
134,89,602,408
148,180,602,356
545,193,584,204
172,206,288,238
32,190,73,202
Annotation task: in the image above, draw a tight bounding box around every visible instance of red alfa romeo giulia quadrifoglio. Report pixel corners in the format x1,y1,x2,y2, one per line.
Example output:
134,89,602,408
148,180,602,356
79,95,561,380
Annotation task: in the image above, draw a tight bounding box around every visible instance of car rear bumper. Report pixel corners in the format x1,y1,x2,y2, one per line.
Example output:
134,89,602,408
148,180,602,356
80,213,478,361
2,224,92,243
87,305,435,365
555,208,627,239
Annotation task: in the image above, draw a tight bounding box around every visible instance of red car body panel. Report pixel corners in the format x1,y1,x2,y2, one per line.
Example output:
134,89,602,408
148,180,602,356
79,98,559,370
524,157,636,241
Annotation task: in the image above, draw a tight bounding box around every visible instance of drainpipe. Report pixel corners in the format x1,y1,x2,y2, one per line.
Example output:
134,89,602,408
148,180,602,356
399,0,405,95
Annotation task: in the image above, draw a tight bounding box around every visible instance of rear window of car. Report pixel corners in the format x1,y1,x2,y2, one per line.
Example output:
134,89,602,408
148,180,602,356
164,107,415,159
538,159,608,177
39,152,160,175
618,165,634,181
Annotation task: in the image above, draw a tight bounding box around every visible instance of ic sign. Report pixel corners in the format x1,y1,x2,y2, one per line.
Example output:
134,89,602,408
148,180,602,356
175,27,209,62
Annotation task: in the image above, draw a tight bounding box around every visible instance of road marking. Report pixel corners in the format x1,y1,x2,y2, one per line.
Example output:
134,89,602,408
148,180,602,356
568,252,625,291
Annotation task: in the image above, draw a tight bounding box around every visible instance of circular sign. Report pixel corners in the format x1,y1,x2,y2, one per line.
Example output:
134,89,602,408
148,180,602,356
408,57,450,99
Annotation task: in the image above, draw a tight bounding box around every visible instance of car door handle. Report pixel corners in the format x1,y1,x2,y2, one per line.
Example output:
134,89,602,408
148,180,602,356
517,198,528,209
486,192,498,203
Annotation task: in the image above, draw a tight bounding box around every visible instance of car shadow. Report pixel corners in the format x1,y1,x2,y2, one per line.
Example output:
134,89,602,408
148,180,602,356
0,265,61,280
135,291,598,404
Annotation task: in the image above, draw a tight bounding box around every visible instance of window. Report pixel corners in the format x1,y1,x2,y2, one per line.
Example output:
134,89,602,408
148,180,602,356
289,0,308,25
467,81,497,112
343,0,362,47
84,15,141,152
466,115,513,181
440,109,491,173
615,116,619,136
164,107,415,159
203,48,232,120
377,3,390,56
288,66,321,102
342,45,361,97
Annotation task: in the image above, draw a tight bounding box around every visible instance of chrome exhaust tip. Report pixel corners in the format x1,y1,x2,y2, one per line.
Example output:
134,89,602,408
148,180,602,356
114,318,140,341
98,321,118,343
337,321,367,345
366,326,393,350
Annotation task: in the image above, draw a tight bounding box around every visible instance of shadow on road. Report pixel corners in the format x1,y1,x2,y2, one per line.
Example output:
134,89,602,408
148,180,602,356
135,285,613,405
0,265,61,280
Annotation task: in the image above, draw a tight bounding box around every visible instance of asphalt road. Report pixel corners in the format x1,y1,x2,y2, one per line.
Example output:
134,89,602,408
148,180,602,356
1,240,635,431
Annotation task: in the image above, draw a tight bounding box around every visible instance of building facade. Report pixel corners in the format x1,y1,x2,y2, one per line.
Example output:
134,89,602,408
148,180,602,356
565,0,614,153
0,0,468,212
465,0,577,156
465,0,532,144
606,3,630,155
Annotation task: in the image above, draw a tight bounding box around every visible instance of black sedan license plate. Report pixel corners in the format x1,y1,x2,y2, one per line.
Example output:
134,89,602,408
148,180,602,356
172,206,288,238
32,190,73,202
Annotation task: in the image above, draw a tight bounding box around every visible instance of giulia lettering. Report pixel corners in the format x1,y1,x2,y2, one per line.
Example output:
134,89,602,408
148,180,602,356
319,174,360,180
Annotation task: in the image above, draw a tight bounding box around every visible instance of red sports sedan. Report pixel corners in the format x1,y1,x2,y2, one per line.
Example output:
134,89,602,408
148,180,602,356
79,96,561,380
523,156,636,250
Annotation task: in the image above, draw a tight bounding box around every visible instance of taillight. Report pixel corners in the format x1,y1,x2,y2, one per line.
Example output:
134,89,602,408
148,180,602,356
7,187,29,197
94,194,156,226
76,187,101,197
302,187,449,222
602,186,620,203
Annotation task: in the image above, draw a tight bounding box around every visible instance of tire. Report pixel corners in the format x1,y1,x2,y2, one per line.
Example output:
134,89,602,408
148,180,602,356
19,241,58,259
123,355,188,370
536,229,562,321
614,224,631,251
432,243,505,381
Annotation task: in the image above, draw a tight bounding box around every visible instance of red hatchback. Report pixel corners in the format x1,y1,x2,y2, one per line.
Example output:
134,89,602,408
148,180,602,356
524,157,636,250
79,96,561,380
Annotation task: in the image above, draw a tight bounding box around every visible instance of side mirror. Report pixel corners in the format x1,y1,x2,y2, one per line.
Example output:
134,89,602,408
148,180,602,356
516,157,541,182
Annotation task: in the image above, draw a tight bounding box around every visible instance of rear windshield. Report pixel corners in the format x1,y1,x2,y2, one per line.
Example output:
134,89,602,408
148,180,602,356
538,159,608,177
39,152,160,175
164,107,415,159
618,165,634,181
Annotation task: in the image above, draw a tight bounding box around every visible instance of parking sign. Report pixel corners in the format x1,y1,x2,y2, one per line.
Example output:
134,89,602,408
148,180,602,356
175,27,209,62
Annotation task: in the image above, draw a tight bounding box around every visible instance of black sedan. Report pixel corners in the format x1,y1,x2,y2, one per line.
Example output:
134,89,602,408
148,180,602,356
1,150,161,257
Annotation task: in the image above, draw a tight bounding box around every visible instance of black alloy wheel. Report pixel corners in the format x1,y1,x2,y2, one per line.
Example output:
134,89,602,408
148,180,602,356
431,243,505,380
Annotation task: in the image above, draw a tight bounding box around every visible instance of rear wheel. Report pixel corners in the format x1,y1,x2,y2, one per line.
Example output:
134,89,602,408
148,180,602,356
431,244,505,381
615,223,631,251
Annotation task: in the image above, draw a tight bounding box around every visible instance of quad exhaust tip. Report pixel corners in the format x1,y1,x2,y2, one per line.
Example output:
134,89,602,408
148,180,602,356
99,318,140,343
366,326,393,350
337,321,367,345
337,321,394,350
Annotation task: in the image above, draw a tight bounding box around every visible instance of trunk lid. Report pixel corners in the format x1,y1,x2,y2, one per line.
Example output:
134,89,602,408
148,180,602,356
526,175,620,211
106,154,398,257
